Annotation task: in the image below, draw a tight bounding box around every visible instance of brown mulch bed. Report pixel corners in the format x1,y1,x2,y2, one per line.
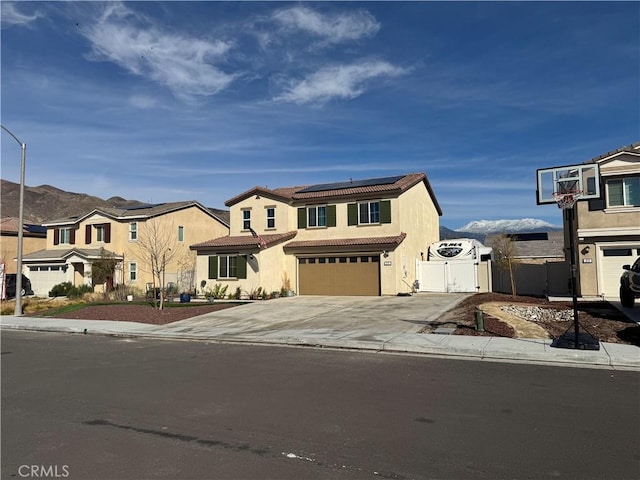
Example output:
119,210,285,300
41,302,239,325
436,292,640,346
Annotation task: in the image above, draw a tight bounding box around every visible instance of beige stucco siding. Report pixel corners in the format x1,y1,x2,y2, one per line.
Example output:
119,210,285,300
1,235,47,274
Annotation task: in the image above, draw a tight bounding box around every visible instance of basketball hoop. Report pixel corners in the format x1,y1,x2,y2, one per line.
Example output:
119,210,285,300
552,190,583,209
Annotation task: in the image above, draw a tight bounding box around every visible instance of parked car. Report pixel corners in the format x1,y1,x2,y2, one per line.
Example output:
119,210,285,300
3,274,34,299
620,258,640,308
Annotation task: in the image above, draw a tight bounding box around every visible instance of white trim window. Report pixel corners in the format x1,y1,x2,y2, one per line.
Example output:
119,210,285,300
307,205,326,228
607,176,640,207
219,255,238,279
359,201,380,224
60,228,72,244
95,225,105,242
266,207,276,229
242,209,251,230
129,262,137,281
178,226,184,242
129,222,137,241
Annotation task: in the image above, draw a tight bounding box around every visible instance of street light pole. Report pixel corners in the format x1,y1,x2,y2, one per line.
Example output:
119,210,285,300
1,125,26,316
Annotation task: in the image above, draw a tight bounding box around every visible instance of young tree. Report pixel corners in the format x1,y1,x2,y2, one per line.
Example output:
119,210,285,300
135,217,179,310
91,248,119,295
490,233,519,299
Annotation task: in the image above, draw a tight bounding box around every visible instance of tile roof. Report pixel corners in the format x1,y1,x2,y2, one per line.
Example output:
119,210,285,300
43,201,229,226
283,233,407,251
22,248,122,261
485,231,565,259
191,231,298,250
0,217,46,236
226,173,442,215
585,141,640,164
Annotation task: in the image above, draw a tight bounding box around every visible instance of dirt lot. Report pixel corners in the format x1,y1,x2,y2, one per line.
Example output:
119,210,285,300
37,302,238,325
430,292,640,346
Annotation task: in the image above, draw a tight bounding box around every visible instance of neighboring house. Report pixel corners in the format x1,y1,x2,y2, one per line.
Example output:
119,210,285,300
568,142,640,300
22,202,229,296
191,173,441,296
485,231,565,264
0,217,47,274
485,231,569,296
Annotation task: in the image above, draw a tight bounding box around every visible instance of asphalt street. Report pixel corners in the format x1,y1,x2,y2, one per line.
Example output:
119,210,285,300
2,330,639,480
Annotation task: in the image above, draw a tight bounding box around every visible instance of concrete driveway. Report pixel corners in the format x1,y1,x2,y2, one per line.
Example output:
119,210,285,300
158,293,472,340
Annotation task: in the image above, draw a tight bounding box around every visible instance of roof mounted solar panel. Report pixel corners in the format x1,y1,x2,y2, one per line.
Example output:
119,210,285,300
120,203,163,211
298,175,404,194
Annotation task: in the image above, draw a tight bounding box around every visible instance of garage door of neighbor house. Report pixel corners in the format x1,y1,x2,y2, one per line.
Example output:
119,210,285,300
28,266,66,296
298,255,380,296
598,246,640,299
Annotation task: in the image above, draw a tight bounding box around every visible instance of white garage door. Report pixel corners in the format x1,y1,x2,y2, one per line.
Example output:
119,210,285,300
599,246,640,299
28,266,66,296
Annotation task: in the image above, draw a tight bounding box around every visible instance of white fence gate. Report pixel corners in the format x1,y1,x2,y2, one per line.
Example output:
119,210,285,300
416,260,478,293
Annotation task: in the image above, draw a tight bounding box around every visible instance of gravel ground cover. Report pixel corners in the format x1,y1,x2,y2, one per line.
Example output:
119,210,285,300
430,292,640,345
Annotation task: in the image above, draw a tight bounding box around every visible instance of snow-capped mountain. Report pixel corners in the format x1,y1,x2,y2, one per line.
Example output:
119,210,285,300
458,219,562,234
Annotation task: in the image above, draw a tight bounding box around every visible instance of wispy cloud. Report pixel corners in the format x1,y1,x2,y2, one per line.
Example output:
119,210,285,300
272,6,380,45
1,2,43,28
81,2,236,99
275,60,408,105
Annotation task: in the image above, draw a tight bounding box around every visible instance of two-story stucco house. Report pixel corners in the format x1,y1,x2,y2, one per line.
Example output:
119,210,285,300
22,202,229,296
191,173,441,296
569,142,640,299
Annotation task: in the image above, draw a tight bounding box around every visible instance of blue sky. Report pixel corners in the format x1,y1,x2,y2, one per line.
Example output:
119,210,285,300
1,1,638,229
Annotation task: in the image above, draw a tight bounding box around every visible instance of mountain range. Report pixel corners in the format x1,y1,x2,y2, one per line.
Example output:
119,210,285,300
0,179,228,223
1,179,561,241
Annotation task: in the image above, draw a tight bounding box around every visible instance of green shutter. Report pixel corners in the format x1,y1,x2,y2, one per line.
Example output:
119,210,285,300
208,256,218,279
298,207,307,229
347,203,358,226
380,200,392,224
326,205,336,227
237,255,247,279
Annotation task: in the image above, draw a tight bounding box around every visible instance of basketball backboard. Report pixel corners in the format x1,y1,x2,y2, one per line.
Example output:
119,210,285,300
536,163,600,204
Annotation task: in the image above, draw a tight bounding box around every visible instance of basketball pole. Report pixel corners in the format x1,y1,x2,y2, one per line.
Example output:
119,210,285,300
567,206,580,348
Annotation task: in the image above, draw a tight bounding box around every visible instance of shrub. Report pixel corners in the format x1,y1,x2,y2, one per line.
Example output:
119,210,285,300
49,282,94,299
204,283,228,299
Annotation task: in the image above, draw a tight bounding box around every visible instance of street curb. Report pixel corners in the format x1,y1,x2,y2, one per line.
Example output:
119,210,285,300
2,321,638,371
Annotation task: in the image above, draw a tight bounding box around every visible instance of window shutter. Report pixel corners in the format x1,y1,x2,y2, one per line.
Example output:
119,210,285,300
105,223,111,243
297,207,307,229
54,229,59,245
85,225,92,244
347,203,358,226
327,205,336,227
380,200,392,224
237,255,247,279
208,256,218,279
70,228,76,244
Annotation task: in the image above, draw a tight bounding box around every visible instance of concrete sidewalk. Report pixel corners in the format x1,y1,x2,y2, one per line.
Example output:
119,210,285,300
2,314,638,370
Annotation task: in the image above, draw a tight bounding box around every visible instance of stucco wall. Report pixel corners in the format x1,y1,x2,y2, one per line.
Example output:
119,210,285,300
1,235,46,274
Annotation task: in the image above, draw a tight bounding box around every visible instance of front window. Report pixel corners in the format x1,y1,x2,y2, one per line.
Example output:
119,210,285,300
607,176,640,207
129,262,137,281
242,210,251,230
178,226,184,242
219,255,238,279
359,201,380,224
266,207,276,229
129,222,137,241
95,225,105,242
60,228,72,244
307,206,326,228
